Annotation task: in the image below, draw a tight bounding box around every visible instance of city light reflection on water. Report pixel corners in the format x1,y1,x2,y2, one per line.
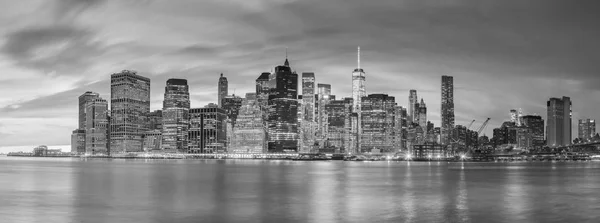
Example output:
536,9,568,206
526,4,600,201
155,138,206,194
1,157,600,223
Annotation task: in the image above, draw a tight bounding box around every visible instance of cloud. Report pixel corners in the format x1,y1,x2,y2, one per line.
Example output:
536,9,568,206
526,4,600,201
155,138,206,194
1,25,105,76
53,0,108,22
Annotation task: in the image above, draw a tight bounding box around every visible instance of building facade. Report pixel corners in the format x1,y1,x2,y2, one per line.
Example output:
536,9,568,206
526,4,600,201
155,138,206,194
162,78,190,152
578,119,596,141
85,97,109,155
230,93,265,153
441,75,455,145
189,107,228,153
222,95,243,127
409,90,418,123
521,115,544,148
546,96,571,147
360,94,396,153
110,70,151,153
265,59,299,152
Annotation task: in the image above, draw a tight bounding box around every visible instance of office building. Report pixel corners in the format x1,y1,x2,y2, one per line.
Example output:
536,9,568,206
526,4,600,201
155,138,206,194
85,97,109,155
147,110,162,130
325,98,353,152
302,72,316,122
352,47,367,113
71,129,85,154
441,75,455,144
189,107,228,153
316,83,332,144
110,70,151,153
142,130,162,152
162,78,190,152
218,73,228,107
546,96,572,147
265,58,299,152
578,119,596,140
360,94,396,153
230,93,266,153
78,91,99,129
418,98,427,131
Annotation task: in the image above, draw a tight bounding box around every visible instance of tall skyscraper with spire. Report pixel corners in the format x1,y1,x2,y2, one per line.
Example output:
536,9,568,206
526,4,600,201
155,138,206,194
218,73,228,107
352,47,366,112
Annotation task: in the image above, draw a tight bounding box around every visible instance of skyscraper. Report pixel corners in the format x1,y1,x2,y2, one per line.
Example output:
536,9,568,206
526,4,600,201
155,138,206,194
546,96,572,147
85,97,109,155
266,58,299,152
162,78,190,153
360,94,396,153
578,119,596,140
441,75,455,144
418,98,427,131
317,83,332,144
301,73,316,122
218,73,228,107
352,47,366,112
110,70,151,153
409,90,418,123
78,91,99,129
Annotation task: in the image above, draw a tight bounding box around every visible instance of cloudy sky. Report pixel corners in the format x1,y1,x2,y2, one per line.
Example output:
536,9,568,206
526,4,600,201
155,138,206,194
0,0,599,150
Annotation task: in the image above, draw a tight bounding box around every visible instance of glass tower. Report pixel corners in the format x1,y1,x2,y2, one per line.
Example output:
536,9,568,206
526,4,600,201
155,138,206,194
162,78,190,153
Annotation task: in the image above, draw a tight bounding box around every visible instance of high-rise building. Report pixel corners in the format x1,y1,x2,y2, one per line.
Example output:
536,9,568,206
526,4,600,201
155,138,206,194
78,91,99,129
266,58,299,152
142,130,162,152
578,119,596,140
325,98,353,152
352,47,367,112
546,96,572,147
441,75,455,144
230,93,266,153
393,105,408,152
188,107,228,153
85,97,109,155
360,94,396,153
161,78,190,153
409,90,418,123
218,73,228,107
222,95,243,127
418,98,427,130
317,83,332,144
301,73,316,122
110,70,151,153
522,115,544,148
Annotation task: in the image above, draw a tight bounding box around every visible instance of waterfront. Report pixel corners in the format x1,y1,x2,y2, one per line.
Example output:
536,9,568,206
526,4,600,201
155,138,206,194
1,157,599,223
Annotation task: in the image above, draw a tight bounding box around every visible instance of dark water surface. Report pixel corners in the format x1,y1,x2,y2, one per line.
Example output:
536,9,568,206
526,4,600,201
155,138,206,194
1,157,599,223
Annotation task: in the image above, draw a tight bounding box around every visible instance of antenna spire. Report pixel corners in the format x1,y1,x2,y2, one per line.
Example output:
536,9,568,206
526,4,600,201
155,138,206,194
357,46,360,69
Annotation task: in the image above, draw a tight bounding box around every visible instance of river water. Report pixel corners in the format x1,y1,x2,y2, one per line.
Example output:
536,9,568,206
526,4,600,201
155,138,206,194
1,157,599,223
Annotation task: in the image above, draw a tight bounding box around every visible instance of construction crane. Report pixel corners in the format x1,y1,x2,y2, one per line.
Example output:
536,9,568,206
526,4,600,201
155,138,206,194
476,118,491,135
466,120,475,130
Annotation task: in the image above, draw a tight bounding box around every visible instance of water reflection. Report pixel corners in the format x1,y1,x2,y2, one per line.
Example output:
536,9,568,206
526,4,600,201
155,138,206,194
2,158,600,223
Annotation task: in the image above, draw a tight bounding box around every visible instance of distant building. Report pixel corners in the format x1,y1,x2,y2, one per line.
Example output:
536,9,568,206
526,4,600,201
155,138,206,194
73,91,100,154
546,96,572,147
301,73,316,122
110,70,151,153
352,47,366,153
162,78,190,153
85,97,109,155
255,72,271,108
578,119,596,140
417,98,427,131
189,107,228,153
324,98,353,153
316,83,332,146
394,105,408,151
441,75,455,145
218,73,228,107
360,94,396,153
230,93,265,153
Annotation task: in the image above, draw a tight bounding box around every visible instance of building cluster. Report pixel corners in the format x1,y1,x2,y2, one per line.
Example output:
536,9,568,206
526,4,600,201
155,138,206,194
70,48,596,156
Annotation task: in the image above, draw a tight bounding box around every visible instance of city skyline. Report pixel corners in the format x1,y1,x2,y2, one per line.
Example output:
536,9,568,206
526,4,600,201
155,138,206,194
1,0,600,149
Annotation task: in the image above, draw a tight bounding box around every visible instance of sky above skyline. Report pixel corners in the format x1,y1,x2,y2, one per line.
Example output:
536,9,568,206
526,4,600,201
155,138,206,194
1,0,600,149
